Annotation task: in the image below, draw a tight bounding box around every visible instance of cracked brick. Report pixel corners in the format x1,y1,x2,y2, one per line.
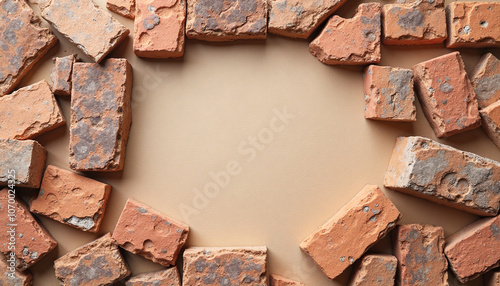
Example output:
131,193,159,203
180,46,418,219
50,54,76,96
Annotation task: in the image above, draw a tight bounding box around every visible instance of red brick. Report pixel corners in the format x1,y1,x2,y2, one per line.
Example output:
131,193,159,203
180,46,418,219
112,198,189,266
0,0,57,95
300,185,401,280
125,267,180,286
413,52,480,137
69,59,132,172
309,3,381,65
445,215,500,283
54,233,131,285
40,0,129,63
481,100,500,150
50,55,76,97
364,65,416,121
0,188,57,271
269,274,305,286
29,165,111,232
183,247,267,285
382,0,446,45
471,53,500,109
107,0,136,19
485,270,500,286
446,2,500,48
134,0,186,58
0,253,32,286
348,254,397,286
393,224,448,285
0,139,46,189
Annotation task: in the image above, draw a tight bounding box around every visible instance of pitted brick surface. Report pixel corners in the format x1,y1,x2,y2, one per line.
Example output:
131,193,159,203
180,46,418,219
471,53,500,109
0,139,46,188
50,55,76,96
348,254,397,286
125,267,180,286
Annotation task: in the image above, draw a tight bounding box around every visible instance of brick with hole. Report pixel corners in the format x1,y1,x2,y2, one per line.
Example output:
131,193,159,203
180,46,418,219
0,139,46,188
125,267,180,286
269,274,305,286
347,254,397,286
471,53,500,109
50,54,77,96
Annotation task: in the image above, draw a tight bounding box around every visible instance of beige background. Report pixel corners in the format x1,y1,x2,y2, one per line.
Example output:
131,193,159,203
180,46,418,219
15,0,500,284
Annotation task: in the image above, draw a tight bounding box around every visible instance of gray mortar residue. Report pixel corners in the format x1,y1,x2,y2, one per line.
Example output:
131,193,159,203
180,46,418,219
71,121,96,161
475,74,500,101
64,216,95,230
439,82,453,93
143,15,160,30
389,69,413,101
397,9,423,31
3,18,23,46
137,207,148,213
224,258,243,279
411,150,448,187
68,255,114,285
2,0,18,14
490,223,500,237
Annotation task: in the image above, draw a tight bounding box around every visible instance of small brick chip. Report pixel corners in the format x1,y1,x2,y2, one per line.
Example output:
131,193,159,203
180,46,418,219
54,233,131,286
384,136,500,216
393,224,448,285
69,58,132,172
300,185,401,280
113,198,189,266
269,274,305,286
309,3,381,65
413,52,480,137
50,55,77,96
30,165,111,232
0,253,32,286
107,0,136,18
0,188,57,271
445,215,500,283
348,254,397,286
0,139,46,188
471,53,500,109
183,247,267,285
481,100,500,150
126,267,181,286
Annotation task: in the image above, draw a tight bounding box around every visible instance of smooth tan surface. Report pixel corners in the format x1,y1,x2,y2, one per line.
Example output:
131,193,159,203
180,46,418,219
16,0,500,285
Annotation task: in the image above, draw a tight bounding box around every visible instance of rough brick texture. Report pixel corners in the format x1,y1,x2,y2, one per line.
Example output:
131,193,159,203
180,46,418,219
50,55,76,96
69,58,132,172
485,270,500,286
471,53,500,109
413,52,480,137
481,100,500,150
0,253,32,286
348,254,397,286
384,136,500,216
30,165,111,232
126,267,180,286
300,185,401,280
0,139,46,189
309,3,381,65
269,274,305,286
107,0,135,18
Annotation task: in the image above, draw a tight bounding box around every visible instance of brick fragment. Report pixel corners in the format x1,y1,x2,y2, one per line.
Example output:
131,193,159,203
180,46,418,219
299,185,401,280
309,3,381,65
446,2,500,48
69,59,132,172
0,188,57,271
485,270,500,286
113,198,189,266
0,139,46,188
384,136,500,216
125,267,180,286
183,247,267,285
471,53,500,109
54,233,131,285
0,0,57,95
186,0,267,41
444,215,500,283
347,254,397,286
268,0,347,39
29,165,111,232
50,55,76,96
40,0,130,63
413,52,480,137
269,274,305,286
364,65,416,121
480,100,500,150
134,0,186,58
382,0,446,45
0,253,32,286
107,0,135,18
393,224,448,286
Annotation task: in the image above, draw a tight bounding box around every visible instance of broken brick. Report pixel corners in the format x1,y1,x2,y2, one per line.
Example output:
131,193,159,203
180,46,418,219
269,274,305,286
29,165,111,232
348,254,397,286
445,215,500,283
471,53,500,109
69,58,132,172
183,247,267,285
485,270,500,286
0,139,46,188
40,0,130,63
384,136,500,216
412,51,480,137
300,185,401,280
446,2,500,48
50,55,76,96
54,233,131,285
186,0,267,41
112,198,189,266
134,0,186,58
0,0,57,95
125,267,180,286
309,3,381,65
0,253,32,286
480,100,500,150
364,65,416,121
393,224,448,285
107,0,136,19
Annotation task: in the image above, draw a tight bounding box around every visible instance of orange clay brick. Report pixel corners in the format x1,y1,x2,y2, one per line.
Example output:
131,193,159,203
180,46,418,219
471,53,500,109
348,254,397,286
0,253,32,286
125,267,180,286
50,54,76,96
269,274,305,286
107,0,136,18
481,100,500,150
0,139,46,189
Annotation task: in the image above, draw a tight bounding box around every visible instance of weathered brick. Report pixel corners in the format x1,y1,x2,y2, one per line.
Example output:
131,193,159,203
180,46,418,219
485,270,500,286
384,136,500,216
309,3,381,65
107,0,135,18
0,188,57,271
413,52,480,137
125,267,180,286
54,233,131,285
183,247,267,285
134,0,186,58
347,254,397,286
481,100,500,150
268,0,347,39
364,65,416,121
0,0,57,95
446,2,500,48
0,139,46,188
445,215,500,283
29,165,111,232
40,0,129,63
393,224,448,286
471,53,500,109
0,253,32,286
112,198,189,266
382,0,446,45
69,58,132,172
186,0,267,41
50,55,76,96
300,185,401,280
270,275,305,286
